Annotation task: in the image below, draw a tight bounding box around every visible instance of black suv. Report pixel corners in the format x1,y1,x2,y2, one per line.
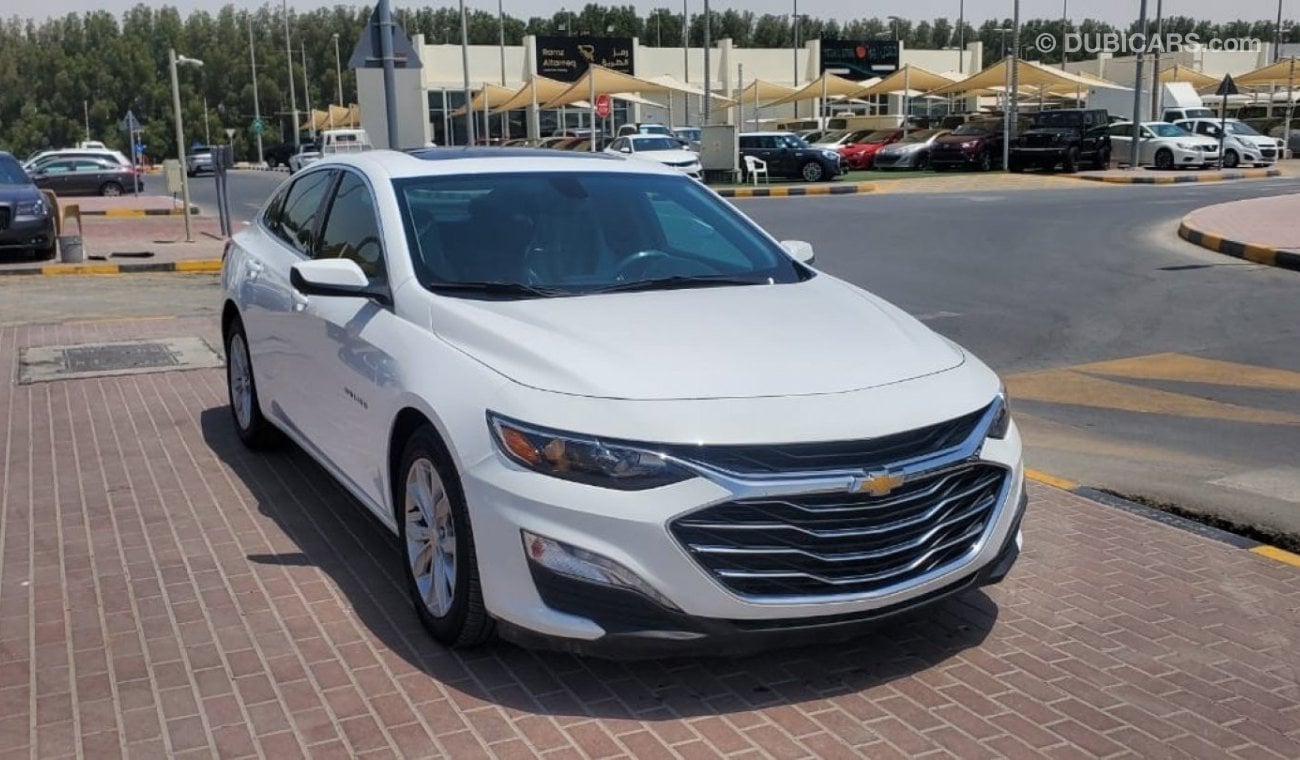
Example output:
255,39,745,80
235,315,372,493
1010,109,1111,172
739,132,843,182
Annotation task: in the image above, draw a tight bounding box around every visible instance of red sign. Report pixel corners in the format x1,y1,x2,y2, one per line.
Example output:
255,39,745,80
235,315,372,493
595,94,611,119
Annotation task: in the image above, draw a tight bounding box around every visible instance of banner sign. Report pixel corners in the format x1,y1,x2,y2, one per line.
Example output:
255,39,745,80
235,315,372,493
820,40,900,79
535,35,634,82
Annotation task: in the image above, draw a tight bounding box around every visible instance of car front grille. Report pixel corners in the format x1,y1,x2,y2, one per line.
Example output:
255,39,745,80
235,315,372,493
671,463,1008,599
662,403,990,476
1262,148,1277,158
1020,134,1055,148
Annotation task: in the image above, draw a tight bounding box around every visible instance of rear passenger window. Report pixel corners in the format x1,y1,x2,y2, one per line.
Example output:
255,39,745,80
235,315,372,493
275,171,334,255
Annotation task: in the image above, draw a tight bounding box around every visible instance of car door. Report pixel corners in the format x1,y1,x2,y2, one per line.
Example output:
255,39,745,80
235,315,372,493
288,169,403,508
754,136,785,174
1108,124,1132,162
240,169,336,428
32,160,73,193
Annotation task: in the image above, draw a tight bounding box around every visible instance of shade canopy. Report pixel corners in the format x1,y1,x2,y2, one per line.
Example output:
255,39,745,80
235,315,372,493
1233,57,1300,87
539,65,686,109
299,104,361,131
761,71,867,106
642,74,734,104
735,79,798,106
450,83,518,117
489,76,570,114
848,65,956,98
926,58,1126,96
1156,64,1220,89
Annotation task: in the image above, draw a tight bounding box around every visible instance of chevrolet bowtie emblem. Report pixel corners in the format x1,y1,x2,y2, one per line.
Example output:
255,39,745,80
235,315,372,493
852,470,905,497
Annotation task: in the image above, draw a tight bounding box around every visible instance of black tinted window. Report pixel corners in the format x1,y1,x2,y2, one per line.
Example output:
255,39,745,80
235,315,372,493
276,171,334,254
739,136,757,149
318,172,386,283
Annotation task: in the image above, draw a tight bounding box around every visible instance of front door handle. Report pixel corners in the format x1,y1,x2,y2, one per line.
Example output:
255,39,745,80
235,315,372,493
245,260,264,280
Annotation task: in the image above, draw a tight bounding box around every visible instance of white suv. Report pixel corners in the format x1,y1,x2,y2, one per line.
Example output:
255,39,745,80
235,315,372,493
220,148,1025,656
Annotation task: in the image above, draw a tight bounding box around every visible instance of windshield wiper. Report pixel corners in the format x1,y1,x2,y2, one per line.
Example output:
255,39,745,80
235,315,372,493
426,281,568,298
586,275,771,295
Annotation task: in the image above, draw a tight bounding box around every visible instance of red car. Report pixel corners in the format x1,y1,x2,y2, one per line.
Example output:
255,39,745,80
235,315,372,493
838,129,905,170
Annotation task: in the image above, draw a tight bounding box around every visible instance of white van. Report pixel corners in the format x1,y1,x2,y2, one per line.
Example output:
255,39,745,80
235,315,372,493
320,129,373,155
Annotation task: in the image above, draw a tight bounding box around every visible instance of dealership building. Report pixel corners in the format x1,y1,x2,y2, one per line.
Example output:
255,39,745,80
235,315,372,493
357,35,984,148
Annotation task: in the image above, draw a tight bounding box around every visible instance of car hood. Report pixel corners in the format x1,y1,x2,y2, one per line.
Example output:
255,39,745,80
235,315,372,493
428,276,964,400
635,150,698,164
880,142,925,154
935,134,989,145
0,183,43,203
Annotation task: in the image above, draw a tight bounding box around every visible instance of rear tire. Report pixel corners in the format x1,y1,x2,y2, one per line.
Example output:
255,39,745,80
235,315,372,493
99,181,123,197
398,426,494,648
224,318,282,450
1093,147,1111,170
1222,150,1239,168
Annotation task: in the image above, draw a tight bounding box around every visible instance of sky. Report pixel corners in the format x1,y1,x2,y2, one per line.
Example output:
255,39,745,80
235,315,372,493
22,0,1294,28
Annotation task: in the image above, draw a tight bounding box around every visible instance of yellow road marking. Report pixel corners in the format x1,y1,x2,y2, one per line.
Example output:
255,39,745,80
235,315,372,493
175,260,223,272
39,263,121,276
1251,545,1300,567
1007,369,1300,426
1025,469,1079,490
1073,353,1300,392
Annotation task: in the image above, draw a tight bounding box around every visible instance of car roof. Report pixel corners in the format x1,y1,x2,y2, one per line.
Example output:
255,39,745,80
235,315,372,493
316,148,675,180
740,131,794,137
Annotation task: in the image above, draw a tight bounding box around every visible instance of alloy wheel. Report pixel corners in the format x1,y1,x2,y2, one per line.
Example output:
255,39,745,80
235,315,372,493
228,332,253,432
405,457,457,618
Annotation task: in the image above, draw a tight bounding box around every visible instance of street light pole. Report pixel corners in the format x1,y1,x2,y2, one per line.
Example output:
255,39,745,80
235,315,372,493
958,0,965,72
498,0,508,140
249,18,264,165
459,0,475,145
792,0,800,118
301,41,313,140
332,33,344,106
1060,0,1068,69
702,0,711,124
1278,0,1286,62
169,49,201,244
282,0,298,147
1129,0,1150,169
1150,0,1163,121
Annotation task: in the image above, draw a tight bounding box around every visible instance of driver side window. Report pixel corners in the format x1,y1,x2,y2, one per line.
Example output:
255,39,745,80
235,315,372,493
317,171,387,285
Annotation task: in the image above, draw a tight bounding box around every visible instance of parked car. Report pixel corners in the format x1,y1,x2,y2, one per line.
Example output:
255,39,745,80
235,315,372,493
0,151,56,259
1174,118,1282,167
1107,121,1219,169
739,132,843,182
220,148,1025,656
1009,109,1111,172
24,148,131,173
605,135,702,178
929,121,1005,171
798,129,830,144
838,129,905,170
1160,106,1215,123
321,128,373,156
263,142,298,169
186,145,215,177
673,127,701,152
288,143,321,174
871,129,953,170
28,156,139,196
811,129,877,150
1267,122,1300,158
616,123,673,138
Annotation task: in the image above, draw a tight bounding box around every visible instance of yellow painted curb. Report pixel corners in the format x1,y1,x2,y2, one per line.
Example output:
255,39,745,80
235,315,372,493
175,260,224,272
1025,468,1080,491
39,263,122,276
1251,545,1300,567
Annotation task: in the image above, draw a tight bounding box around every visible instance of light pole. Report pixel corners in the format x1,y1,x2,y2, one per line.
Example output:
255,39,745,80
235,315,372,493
702,0,711,125
459,0,475,145
282,0,298,147
332,33,344,108
203,96,211,145
301,41,314,140
995,27,1011,59
1150,0,1163,121
1130,0,1149,169
1278,0,1286,62
792,0,800,118
958,0,965,72
888,15,902,42
1060,0,1069,69
249,17,264,164
498,0,508,140
169,50,202,243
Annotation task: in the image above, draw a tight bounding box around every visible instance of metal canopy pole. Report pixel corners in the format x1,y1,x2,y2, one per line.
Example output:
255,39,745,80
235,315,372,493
458,0,474,146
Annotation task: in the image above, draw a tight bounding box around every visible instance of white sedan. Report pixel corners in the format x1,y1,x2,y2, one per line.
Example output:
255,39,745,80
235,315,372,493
604,135,701,178
1107,121,1220,169
220,149,1025,656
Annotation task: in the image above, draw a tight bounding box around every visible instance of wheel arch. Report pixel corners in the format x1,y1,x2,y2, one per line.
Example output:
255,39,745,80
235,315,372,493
221,300,241,339
388,403,459,525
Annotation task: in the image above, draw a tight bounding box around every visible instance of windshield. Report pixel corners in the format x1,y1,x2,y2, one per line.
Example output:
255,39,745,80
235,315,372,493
631,137,681,152
899,129,942,143
0,156,30,184
395,172,805,297
1032,111,1084,128
862,130,896,144
782,134,810,149
1224,121,1260,136
953,123,990,135
818,130,848,143
1147,123,1190,138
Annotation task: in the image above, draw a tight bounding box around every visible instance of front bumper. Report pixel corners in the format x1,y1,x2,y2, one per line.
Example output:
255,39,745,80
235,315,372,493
0,215,56,251
500,488,1025,658
929,149,983,167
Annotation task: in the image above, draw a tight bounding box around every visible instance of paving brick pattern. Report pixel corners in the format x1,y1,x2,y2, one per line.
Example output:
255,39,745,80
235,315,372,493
2,316,1299,759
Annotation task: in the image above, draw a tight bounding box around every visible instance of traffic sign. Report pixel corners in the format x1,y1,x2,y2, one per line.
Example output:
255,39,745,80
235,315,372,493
134,142,145,156
251,118,265,135
119,109,141,134
225,128,237,142
1215,74,1239,97
595,94,611,119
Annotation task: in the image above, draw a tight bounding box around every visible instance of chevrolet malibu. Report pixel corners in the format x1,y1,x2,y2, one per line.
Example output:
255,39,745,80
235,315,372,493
220,148,1026,656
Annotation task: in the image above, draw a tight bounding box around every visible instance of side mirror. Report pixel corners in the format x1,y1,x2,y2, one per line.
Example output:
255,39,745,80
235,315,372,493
290,259,378,300
781,240,816,265
619,147,631,154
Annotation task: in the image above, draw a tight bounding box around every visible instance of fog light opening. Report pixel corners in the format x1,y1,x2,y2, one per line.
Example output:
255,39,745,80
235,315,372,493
522,531,679,611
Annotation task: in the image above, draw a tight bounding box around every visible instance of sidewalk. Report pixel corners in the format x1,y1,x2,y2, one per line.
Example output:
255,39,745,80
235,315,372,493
1178,193,1300,271
0,216,227,276
67,195,195,217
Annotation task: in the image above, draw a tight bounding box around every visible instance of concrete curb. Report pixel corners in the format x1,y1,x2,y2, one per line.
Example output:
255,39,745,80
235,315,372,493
715,182,876,199
1025,470,1300,568
79,206,201,217
1076,167,1281,184
1177,216,1300,272
0,259,222,277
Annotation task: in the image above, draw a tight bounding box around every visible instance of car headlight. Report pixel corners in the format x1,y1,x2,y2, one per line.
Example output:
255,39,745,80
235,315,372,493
1278,139,1286,148
988,391,1012,440
822,150,839,160
1176,142,1195,150
488,413,692,490
961,140,978,149
16,198,46,217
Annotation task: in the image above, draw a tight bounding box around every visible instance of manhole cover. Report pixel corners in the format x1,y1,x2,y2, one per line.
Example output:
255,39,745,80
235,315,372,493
18,337,223,384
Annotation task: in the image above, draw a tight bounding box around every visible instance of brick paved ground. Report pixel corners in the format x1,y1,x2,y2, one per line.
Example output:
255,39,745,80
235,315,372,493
2,316,1299,759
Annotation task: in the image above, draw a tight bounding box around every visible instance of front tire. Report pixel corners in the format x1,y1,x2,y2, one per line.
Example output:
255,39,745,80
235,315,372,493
1154,148,1174,170
801,161,825,182
225,318,281,449
1062,146,1079,173
977,150,992,172
398,426,494,648
99,181,123,197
